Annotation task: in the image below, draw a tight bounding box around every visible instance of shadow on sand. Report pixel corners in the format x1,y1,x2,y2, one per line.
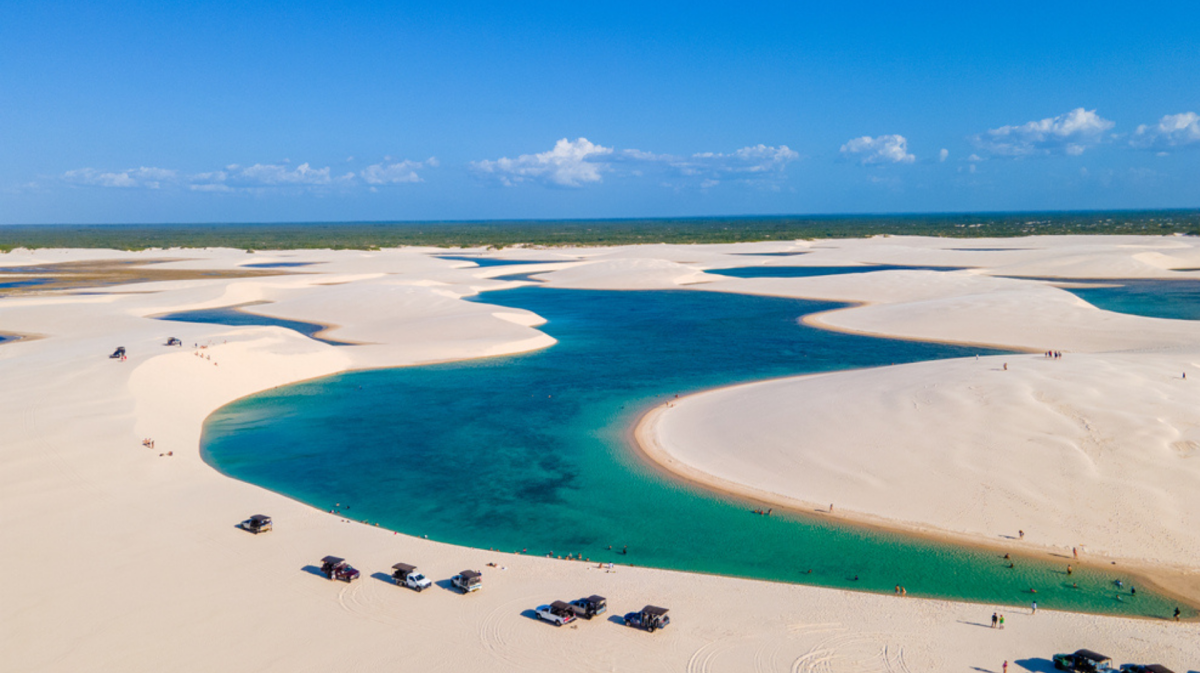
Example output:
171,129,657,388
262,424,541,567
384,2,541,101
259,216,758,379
1014,658,1058,672
301,565,329,579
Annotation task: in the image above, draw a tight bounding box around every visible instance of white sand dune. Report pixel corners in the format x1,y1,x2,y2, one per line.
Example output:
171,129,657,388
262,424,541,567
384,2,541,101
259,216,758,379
2,238,1199,672
644,352,1200,568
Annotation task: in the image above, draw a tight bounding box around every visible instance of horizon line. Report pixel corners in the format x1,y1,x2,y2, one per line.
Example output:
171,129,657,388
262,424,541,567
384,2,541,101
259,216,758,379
4,206,1200,228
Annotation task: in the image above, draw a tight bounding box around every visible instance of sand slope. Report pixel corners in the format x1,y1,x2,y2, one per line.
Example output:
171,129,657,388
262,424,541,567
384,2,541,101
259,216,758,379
2,239,1199,672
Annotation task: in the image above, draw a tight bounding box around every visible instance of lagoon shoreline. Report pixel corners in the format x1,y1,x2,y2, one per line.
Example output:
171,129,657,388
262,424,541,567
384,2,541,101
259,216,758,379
3,238,1200,671
632,397,1200,617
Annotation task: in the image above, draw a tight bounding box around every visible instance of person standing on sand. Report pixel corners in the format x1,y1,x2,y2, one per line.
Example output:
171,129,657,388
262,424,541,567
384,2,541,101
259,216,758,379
991,612,998,628
1003,661,1008,673
1073,547,1078,559
1031,601,1037,614
1175,607,1181,621
999,614,1004,629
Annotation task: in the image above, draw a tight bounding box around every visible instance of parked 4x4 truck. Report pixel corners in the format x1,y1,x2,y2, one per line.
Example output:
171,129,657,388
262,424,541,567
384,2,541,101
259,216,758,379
239,514,272,534
569,595,607,619
391,563,431,592
623,605,670,632
451,570,482,593
319,556,360,582
1054,650,1115,672
535,601,578,626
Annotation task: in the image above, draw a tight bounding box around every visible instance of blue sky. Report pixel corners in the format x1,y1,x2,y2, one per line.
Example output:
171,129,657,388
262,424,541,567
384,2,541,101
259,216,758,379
2,1,1198,224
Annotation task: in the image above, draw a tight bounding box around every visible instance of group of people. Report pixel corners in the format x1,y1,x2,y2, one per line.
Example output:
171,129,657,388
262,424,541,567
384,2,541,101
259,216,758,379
144,438,172,457
893,585,908,597
990,611,1006,628
1044,350,1063,359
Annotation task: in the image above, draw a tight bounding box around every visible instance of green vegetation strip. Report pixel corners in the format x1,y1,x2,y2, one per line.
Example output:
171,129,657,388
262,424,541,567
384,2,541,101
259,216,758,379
3,211,1198,252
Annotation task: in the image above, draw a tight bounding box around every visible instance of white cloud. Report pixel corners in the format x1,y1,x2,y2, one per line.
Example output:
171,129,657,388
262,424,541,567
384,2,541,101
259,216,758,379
361,159,429,184
472,140,798,188
63,166,178,189
972,108,1114,156
657,144,799,186
228,162,335,185
686,144,799,174
1130,112,1200,150
62,156,431,192
471,138,613,187
939,148,949,162
839,135,915,165
188,183,232,193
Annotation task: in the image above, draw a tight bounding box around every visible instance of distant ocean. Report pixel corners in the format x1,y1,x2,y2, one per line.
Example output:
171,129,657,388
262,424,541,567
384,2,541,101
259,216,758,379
3,209,1198,250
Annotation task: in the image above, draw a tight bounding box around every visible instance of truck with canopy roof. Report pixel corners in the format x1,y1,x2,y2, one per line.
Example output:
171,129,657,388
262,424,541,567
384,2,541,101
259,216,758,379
451,570,481,593
623,605,670,632
391,563,431,591
239,514,272,534
319,556,360,582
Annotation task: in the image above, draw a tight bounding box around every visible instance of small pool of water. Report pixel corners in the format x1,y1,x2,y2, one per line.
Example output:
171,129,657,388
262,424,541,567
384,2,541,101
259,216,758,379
436,256,566,267
241,262,319,268
706,265,966,278
0,277,53,290
157,305,355,346
200,287,1189,618
490,271,547,283
1062,279,1200,322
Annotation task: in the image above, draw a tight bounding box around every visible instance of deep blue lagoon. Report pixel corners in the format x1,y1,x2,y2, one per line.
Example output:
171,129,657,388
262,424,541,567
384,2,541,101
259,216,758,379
705,264,965,278
158,305,354,346
201,287,1186,617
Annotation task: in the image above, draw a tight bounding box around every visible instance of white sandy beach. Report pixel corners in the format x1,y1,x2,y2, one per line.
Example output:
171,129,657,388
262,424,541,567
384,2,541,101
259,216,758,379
2,237,1199,672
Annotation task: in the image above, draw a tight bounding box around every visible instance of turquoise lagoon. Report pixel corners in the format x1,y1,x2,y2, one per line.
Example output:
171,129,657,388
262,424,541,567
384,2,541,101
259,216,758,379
200,287,1189,618
1063,279,1200,322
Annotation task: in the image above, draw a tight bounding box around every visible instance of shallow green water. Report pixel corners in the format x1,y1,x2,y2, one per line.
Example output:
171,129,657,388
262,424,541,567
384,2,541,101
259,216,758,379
201,287,1189,618
1064,279,1200,322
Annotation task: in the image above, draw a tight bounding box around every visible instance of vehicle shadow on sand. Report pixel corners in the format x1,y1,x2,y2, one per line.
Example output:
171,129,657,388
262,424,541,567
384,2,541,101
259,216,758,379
606,615,626,626
301,565,328,579
434,579,461,594
370,572,395,585
1014,658,1057,672
519,609,561,626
